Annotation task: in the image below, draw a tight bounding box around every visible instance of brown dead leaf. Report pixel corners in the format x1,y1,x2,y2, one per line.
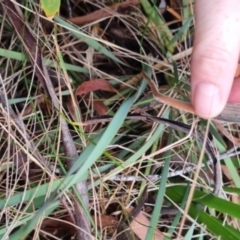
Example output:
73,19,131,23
67,97,108,132
93,214,119,228
4,1,48,94
93,100,109,115
67,96,79,123
40,217,76,237
75,79,116,96
166,7,182,21
214,122,240,148
69,0,140,26
21,96,46,117
117,207,164,240
119,74,142,91
130,211,164,240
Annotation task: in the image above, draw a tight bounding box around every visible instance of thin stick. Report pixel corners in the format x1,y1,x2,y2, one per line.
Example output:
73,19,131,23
142,71,240,122
177,120,211,238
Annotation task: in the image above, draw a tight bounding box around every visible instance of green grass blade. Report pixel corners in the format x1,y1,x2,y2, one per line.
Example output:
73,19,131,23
164,186,190,240
54,16,126,66
184,221,196,240
167,186,240,219
166,185,240,240
194,209,240,240
9,199,59,240
0,174,87,210
0,48,88,73
167,15,193,49
61,95,136,192
146,129,173,239
139,0,173,51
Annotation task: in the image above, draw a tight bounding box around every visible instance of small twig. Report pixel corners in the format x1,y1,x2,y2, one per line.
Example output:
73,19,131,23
109,148,240,189
81,113,222,195
4,2,91,239
47,147,240,189
142,71,240,122
3,1,49,95
66,0,72,18
42,59,91,240
214,122,240,148
0,76,50,174
177,120,211,238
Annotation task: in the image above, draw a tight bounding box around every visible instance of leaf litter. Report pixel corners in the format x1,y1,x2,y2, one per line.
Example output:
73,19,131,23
0,1,239,240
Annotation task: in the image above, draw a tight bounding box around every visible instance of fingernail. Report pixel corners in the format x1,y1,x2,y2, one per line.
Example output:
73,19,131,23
194,82,222,118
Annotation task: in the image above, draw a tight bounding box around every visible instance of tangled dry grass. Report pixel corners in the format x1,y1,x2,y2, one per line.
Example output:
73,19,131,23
0,1,240,240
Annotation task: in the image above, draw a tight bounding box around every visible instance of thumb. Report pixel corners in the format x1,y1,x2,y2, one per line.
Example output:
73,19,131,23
191,0,240,119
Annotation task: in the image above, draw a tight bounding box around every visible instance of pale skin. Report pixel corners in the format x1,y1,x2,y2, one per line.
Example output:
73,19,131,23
191,0,240,119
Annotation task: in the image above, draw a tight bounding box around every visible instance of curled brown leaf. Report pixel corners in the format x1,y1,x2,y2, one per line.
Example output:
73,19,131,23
69,0,140,26
75,79,116,96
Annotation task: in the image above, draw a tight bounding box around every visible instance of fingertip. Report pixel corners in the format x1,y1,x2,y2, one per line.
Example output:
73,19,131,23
193,81,225,119
191,0,240,119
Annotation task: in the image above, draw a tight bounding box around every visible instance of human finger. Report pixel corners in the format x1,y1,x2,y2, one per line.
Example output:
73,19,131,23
191,0,240,118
